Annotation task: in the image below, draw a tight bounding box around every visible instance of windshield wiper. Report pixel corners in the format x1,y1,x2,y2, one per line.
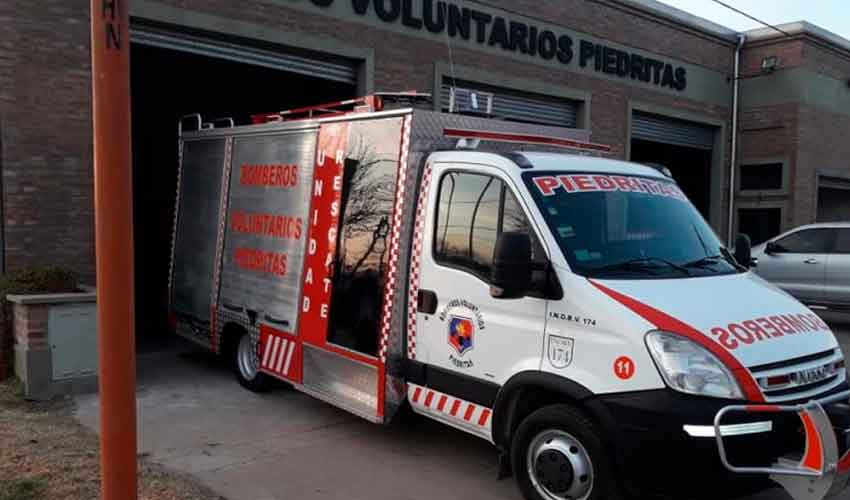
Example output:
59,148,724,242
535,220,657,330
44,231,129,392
719,246,748,271
683,254,726,269
588,257,691,277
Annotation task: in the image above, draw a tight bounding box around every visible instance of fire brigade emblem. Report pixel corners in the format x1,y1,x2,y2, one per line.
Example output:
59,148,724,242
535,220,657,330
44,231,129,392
448,316,475,356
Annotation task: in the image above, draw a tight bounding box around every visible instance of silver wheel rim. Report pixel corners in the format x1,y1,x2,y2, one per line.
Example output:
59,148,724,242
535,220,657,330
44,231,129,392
237,334,259,381
526,429,595,500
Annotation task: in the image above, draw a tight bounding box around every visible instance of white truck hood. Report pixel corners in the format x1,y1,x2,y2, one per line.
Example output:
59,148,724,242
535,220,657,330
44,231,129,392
590,272,839,369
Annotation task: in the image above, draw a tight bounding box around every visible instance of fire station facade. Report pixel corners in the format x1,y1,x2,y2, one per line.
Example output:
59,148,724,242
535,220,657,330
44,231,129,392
1,0,850,285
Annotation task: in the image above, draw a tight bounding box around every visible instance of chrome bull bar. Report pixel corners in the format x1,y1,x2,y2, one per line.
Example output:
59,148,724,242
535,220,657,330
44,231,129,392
714,390,850,500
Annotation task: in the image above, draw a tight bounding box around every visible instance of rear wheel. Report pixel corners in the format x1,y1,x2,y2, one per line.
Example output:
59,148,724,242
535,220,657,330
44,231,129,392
511,404,621,500
232,330,272,392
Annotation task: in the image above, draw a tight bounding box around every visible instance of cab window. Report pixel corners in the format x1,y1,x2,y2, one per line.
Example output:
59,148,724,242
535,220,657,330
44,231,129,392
774,229,835,254
434,171,546,285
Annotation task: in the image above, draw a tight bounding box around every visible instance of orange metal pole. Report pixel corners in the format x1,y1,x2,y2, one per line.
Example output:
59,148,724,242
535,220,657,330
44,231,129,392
90,1,138,499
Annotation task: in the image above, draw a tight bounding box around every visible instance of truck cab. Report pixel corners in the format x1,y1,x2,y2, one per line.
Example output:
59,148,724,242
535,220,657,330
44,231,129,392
408,151,850,499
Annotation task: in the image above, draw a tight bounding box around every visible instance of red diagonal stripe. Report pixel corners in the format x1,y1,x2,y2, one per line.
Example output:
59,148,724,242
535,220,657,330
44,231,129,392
589,280,764,403
800,412,824,472
412,386,422,403
464,405,476,421
450,400,461,416
424,391,435,408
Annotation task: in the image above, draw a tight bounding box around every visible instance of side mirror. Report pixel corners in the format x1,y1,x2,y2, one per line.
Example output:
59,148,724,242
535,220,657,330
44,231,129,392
734,233,752,269
765,241,782,254
491,232,532,299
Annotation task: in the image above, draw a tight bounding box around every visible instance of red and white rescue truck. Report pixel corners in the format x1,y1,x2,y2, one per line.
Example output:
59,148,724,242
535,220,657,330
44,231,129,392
169,92,850,500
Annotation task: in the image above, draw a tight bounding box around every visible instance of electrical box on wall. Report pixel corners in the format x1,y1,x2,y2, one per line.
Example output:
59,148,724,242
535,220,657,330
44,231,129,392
50,304,98,381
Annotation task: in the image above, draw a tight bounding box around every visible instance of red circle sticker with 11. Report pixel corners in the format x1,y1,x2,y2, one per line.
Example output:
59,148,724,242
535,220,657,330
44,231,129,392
614,356,635,380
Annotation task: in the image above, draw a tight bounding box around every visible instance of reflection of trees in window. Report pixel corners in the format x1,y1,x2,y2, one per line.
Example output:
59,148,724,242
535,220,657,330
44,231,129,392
336,145,394,278
502,189,530,234
435,173,547,286
328,121,401,356
436,173,501,278
468,177,496,262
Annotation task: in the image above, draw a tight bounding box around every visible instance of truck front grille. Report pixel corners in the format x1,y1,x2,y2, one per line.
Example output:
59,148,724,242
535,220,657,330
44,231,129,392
749,348,847,403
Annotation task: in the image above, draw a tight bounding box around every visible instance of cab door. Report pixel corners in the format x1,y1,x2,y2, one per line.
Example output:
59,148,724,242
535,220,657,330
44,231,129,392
826,228,850,307
411,163,550,436
757,227,833,303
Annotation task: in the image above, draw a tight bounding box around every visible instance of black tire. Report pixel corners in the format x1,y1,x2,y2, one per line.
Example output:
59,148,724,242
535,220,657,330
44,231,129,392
511,404,622,500
231,330,272,393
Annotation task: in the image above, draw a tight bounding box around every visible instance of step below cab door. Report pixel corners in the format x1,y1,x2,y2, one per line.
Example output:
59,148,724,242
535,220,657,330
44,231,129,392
409,162,551,439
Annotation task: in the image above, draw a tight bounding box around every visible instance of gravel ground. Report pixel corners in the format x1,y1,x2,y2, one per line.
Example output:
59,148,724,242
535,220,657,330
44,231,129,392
0,378,222,500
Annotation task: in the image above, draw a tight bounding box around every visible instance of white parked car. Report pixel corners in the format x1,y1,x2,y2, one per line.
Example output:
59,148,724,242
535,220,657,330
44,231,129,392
752,222,850,312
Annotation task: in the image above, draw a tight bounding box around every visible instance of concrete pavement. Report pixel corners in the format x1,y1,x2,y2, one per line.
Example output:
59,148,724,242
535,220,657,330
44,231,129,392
76,321,850,500
76,344,515,500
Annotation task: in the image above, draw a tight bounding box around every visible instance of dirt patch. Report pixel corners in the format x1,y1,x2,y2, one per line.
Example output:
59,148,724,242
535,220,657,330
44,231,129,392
0,379,224,500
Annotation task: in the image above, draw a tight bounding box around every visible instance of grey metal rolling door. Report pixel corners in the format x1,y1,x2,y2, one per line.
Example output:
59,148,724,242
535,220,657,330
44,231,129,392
441,79,578,128
131,26,358,84
632,112,715,150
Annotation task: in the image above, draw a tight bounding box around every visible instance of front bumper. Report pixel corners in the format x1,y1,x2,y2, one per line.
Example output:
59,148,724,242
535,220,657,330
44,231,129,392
589,385,850,499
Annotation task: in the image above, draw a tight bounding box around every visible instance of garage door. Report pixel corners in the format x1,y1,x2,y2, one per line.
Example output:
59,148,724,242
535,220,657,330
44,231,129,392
441,78,579,128
818,176,850,222
632,111,715,150
131,24,358,84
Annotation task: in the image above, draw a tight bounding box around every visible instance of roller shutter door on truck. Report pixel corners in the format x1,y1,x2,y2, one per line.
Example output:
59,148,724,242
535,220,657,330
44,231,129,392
170,138,228,325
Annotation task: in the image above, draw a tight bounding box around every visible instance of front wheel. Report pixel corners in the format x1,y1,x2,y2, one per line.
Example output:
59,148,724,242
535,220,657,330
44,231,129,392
232,331,272,392
511,405,621,500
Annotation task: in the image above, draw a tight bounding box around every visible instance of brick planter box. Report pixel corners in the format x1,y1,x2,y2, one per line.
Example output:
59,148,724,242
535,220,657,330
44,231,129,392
8,291,97,400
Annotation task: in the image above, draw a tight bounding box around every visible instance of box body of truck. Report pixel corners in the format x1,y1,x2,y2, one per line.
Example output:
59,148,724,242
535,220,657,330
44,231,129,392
170,107,596,423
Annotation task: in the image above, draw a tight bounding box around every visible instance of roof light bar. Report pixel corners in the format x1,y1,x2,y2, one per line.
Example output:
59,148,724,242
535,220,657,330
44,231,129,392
443,128,612,154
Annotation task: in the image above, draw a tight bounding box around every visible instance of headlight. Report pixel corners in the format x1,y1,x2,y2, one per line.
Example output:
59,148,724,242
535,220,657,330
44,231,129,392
645,331,743,399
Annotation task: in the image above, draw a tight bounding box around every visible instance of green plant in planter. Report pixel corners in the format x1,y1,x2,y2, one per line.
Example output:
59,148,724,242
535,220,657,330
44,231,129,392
0,266,79,296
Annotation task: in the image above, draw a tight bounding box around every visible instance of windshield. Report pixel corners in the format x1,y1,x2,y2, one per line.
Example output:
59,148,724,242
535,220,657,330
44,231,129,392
524,171,740,279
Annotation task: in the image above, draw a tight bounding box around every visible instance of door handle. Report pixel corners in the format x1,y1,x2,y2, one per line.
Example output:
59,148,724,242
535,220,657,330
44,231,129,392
804,258,819,264
418,289,438,315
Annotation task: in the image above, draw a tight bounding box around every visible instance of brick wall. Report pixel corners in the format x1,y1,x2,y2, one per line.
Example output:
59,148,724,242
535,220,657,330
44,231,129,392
740,33,850,81
0,302,49,381
796,105,850,226
803,39,850,80
737,103,798,231
0,0,737,284
12,302,49,352
737,35,850,230
131,0,734,181
0,1,95,282
740,39,805,76
738,104,799,162
736,99,850,231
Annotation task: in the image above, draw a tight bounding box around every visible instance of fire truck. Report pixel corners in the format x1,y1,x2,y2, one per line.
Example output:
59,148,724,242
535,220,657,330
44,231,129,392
169,92,850,500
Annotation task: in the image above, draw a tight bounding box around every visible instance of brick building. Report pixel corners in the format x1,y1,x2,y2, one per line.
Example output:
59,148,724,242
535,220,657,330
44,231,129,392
0,0,848,339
